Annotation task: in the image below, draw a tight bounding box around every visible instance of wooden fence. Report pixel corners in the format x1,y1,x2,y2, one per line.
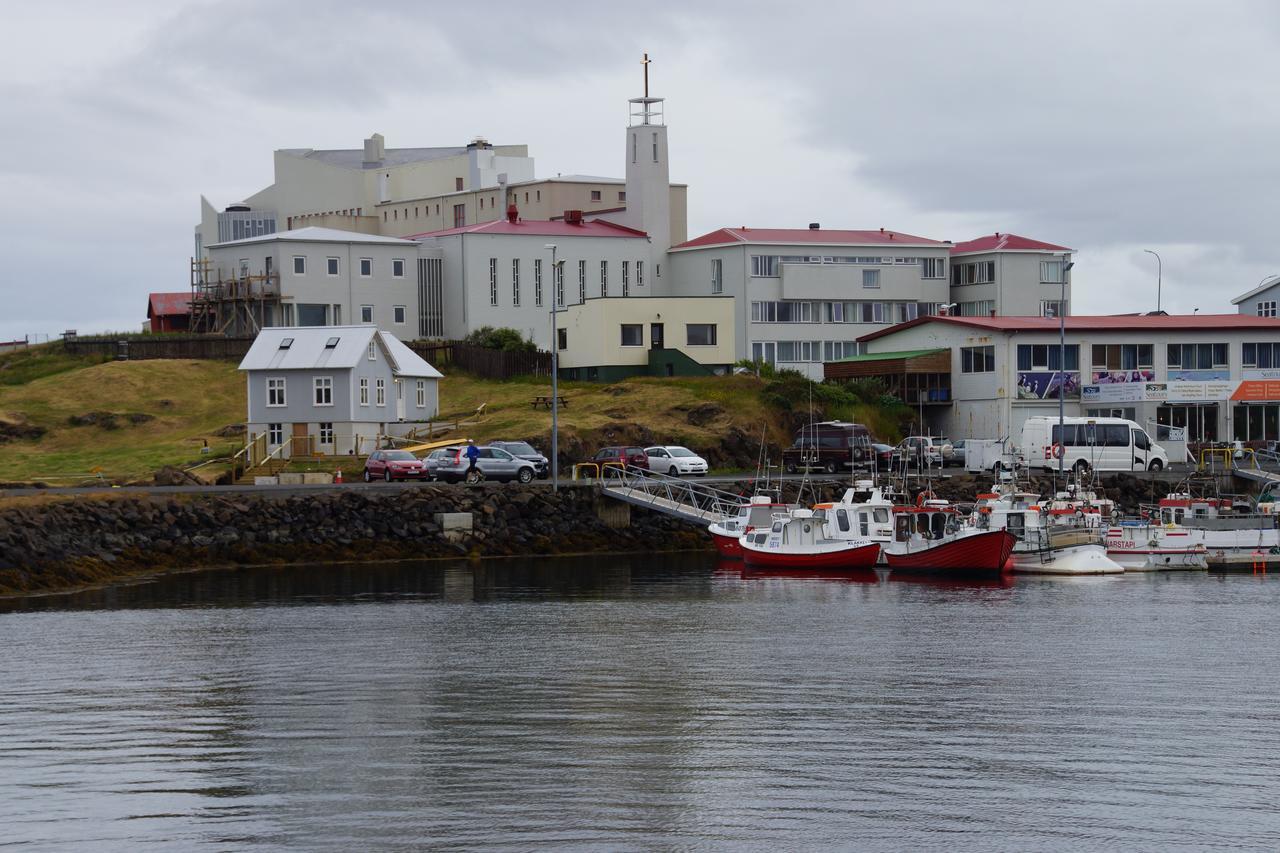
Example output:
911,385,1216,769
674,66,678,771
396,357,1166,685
64,335,254,361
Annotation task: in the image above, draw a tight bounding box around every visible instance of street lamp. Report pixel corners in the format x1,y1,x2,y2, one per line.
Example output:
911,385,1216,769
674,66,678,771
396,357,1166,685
1057,260,1075,478
545,243,561,491
1143,249,1162,313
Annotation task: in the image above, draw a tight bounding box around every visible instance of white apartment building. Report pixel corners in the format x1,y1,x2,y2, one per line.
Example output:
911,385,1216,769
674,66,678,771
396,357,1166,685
1232,275,1280,318
666,226,954,378
853,313,1280,444
949,233,1074,317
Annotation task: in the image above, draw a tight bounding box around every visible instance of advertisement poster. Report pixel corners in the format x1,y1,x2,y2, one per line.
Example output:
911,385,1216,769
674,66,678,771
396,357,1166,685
1017,371,1080,400
1169,369,1231,382
1244,369,1280,381
1082,383,1145,403
1165,381,1236,402
1091,369,1155,384
1145,382,1168,401
1232,381,1280,401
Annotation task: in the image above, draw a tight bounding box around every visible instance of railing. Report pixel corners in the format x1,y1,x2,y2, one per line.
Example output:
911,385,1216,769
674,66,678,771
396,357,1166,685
599,465,749,523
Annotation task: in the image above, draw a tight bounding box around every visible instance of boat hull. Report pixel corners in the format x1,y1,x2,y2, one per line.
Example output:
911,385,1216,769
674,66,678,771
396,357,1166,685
1105,547,1208,571
1011,543,1125,575
709,529,744,559
884,529,1016,575
742,541,882,571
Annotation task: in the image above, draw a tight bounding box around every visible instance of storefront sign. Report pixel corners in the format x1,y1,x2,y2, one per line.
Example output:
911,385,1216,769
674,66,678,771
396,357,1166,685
1165,380,1236,402
1091,369,1156,384
1082,383,1144,403
1244,369,1280,381
1169,369,1231,382
1231,381,1280,401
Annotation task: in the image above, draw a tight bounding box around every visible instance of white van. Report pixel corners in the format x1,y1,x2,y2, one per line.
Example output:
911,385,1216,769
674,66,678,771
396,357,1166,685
1020,416,1169,473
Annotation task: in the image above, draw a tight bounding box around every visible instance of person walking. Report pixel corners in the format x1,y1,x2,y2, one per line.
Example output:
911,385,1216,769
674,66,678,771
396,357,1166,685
465,439,480,478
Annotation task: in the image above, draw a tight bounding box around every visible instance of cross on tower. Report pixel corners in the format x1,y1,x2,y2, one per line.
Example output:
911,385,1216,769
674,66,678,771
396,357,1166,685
641,52,651,98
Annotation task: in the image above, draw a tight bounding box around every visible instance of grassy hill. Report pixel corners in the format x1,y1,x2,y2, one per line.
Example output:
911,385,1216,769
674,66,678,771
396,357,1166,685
0,346,912,484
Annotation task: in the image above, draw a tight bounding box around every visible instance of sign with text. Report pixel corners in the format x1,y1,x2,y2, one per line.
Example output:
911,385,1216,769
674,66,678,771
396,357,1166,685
1232,380,1280,401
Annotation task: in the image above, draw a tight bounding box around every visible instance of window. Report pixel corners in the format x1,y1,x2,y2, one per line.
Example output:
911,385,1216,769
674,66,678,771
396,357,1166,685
359,305,373,324
455,177,464,191
1258,301,1278,318
1017,344,1080,371
359,378,369,406
637,261,644,288
557,328,567,350
489,258,498,306
1040,260,1066,283
921,257,946,279
774,341,823,363
293,256,306,275
453,204,466,227
711,259,723,294
1243,342,1280,369
956,300,996,317
375,378,386,406
590,190,602,201
862,269,880,289
393,305,406,324
1091,344,1153,370
960,345,995,373
952,261,996,285
1041,300,1067,318
750,255,779,277
267,423,283,446
620,324,644,347
687,324,717,346
579,260,587,303
319,422,334,446
656,263,661,278
619,191,626,202
512,259,521,307
858,302,887,323
331,304,342,325
534,259,543,307
416,380,426,407
1167,343,1228,369
822,340,860,361
600,260,608,297
557,262,567,308
266,377,286,407
326,257,339,276
368,341,376,361
359,258,372,277
392,258,405,278
622,261,630,297
652,132,659,162
313,376,333,406
750,301,818,323
632,132,637,163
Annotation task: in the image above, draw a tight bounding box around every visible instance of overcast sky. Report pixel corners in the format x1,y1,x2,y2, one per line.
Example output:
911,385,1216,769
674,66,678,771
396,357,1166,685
3,0,1278,341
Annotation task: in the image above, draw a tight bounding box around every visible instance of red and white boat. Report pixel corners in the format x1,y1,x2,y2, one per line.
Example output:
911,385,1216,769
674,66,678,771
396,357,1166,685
883,502,1016,576
740,508,882,571
708,494,791,558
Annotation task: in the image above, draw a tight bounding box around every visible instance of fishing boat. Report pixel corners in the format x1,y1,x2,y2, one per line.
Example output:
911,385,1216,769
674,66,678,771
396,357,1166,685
707,493,791,559
740,508,882,571
1106,490,1276,570
972,487,1123,575
883,499,1016,576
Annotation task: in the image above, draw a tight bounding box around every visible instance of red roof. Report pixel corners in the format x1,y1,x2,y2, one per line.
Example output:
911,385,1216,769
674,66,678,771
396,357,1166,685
406,218,648,240
147,292,191,318
951,233,1072,255
858,313,1280,343
672,227,949,250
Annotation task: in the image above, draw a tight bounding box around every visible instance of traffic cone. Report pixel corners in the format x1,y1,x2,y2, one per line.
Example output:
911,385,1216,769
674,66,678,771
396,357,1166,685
334,469,344,484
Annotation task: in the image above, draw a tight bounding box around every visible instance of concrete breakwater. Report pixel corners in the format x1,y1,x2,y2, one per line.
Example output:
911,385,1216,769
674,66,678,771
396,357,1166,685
0,485,709,597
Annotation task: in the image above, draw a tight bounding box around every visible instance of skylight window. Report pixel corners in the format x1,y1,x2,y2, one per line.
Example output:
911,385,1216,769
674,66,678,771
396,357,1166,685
325,337,340,349
279,338,294,350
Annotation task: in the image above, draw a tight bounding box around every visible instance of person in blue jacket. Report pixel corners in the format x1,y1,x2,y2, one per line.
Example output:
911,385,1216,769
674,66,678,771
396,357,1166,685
465,439,480,476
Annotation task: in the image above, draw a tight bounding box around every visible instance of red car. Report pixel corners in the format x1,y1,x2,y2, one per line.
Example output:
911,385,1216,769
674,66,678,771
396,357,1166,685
363,450,428,482
591,445,649,471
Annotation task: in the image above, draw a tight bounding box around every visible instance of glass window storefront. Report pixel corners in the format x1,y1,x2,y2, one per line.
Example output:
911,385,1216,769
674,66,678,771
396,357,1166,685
1233,404,1280,442
1157,404,1219,443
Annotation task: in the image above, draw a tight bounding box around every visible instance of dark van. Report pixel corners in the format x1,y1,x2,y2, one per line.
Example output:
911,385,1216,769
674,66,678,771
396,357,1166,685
782,421,874,474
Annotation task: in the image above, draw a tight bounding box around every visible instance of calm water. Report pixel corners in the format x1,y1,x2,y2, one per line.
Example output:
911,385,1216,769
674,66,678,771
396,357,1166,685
2,556,1280,851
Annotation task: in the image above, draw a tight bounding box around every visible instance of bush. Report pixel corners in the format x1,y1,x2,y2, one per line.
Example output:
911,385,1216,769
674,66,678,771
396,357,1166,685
464,326,536,353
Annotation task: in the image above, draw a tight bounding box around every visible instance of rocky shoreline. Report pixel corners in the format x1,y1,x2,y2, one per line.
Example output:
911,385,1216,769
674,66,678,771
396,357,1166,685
0,485,709,597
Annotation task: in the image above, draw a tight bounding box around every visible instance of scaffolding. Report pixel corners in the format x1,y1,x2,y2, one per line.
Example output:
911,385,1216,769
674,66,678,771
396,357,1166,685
189,257,281,336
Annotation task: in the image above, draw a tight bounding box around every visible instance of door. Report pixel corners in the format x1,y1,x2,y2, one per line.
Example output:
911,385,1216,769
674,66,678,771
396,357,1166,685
291,422,310,457
650,323,664,350
396,381,406,421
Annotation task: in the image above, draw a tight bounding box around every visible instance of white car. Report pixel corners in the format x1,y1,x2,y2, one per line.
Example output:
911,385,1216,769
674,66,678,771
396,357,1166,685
645,445,709,476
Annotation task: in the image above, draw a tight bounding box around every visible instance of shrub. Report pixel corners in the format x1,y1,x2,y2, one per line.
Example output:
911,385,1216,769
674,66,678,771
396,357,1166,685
464,326,536,353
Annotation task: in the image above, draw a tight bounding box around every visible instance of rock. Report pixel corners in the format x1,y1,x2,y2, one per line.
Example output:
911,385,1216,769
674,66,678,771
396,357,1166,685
685,402,724,426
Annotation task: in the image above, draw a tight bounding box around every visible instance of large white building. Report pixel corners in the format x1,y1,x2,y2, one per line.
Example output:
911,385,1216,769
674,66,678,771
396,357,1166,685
849,313,1280,445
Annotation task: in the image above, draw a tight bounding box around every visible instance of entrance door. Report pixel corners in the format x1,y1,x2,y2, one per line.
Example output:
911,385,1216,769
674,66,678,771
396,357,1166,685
291,422,310,457
650,323,664,350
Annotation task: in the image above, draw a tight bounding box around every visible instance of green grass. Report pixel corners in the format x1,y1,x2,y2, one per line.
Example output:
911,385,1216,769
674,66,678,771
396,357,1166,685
0,343,107,386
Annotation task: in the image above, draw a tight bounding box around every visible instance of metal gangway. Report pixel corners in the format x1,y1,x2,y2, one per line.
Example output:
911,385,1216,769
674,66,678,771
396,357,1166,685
599,466,754,524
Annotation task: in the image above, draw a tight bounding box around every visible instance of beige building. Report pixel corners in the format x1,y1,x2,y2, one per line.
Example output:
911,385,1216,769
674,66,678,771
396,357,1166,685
557,296,736,381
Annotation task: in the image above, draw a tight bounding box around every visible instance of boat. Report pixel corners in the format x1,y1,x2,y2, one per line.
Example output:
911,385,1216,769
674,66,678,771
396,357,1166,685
882,501,1016,576
1104,523,1209,571
971,486,1124,575
740,508,882,571
707,493,791,558
1105,490,1276,571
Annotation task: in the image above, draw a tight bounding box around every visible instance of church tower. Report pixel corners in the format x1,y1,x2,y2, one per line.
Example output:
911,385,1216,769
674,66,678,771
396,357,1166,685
621,54,672,258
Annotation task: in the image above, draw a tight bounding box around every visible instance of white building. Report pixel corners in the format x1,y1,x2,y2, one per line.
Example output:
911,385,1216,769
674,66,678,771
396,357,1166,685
1232,275,1280,317
238,325,442,459
948,233,1073,317
851,313,1280,445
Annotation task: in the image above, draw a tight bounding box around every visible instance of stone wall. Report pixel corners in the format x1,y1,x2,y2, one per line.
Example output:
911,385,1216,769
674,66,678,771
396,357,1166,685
0,486,709,596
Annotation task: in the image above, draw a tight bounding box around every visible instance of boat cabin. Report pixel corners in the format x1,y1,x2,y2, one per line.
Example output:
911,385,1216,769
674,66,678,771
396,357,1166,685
894,508,962,542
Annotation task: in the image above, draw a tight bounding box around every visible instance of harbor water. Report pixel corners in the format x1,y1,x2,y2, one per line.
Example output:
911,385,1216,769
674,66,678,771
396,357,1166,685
2,555,1280,850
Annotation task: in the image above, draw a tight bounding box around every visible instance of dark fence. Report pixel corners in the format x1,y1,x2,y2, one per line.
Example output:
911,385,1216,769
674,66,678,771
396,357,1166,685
407,341,551,380
64,336,254,361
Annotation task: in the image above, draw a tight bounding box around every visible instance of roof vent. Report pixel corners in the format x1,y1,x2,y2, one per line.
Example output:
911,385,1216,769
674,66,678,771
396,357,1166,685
565,209,584,225
467,136,492,150
809,222,820,230
279,337,294,350
225,202,250,212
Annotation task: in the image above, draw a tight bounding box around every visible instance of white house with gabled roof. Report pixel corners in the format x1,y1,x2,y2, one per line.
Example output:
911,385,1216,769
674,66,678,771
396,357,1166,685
1232,275,1280,317
238,326,442,458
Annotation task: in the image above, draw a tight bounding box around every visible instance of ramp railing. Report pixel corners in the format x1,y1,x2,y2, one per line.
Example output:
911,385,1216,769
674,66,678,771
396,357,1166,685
599,466,751,524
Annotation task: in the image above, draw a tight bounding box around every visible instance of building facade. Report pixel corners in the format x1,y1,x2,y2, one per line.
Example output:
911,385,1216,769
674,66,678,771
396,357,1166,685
853,314,1280,445
238,326,442,458
948,233,1073,317
1232,276,1280,317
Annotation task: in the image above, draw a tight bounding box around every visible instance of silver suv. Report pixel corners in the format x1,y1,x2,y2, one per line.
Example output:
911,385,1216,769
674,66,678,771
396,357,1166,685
896,435,954,467
433,445,538,484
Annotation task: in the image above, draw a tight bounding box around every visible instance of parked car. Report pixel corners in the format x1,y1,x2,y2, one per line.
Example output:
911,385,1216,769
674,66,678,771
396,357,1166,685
895,435,953,468
949,439,967,467
591,446,649,472
645,445,709,476
781,421,873,474
434,445,538,483
422,447,459,481
488,440,550,479
868,442,896,468
363,449,428,482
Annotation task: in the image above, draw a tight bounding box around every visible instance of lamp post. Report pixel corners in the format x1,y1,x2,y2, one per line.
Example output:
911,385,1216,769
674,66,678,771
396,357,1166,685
1143,249,1162,313
1057,260,1075,477
545,244,561,491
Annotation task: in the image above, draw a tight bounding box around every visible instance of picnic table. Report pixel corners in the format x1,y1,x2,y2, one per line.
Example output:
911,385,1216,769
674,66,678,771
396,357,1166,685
532,395,569,409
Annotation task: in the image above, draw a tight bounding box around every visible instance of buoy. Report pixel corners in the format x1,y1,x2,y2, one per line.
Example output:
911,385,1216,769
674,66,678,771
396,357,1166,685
334,470,344,484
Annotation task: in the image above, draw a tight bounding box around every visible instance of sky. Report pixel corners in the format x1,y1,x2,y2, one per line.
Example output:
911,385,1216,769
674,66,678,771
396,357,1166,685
2,0,1279,341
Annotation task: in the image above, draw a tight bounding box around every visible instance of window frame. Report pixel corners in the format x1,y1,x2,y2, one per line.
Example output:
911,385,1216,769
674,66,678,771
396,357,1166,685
415,379,426,408
392,258,405,278
375,378,386,407
360,305,374,324
292,256,306,275
489,257,498,306
266,377,287,408
393,305,406,324
960,345,996,374
711,258,723,294
620,324,644,347
313,376,334,407
359,378,370,406
686,323,717,347
326,256,340,277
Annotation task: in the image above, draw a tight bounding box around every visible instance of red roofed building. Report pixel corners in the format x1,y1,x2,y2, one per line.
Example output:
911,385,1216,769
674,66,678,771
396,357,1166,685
146,292,192,333
948,232,1075,320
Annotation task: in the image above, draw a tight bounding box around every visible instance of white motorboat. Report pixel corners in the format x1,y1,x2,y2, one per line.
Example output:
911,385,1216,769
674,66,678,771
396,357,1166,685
708,493,791,559
972,487,1124,575
1107,491,1278,570
740,508,881,571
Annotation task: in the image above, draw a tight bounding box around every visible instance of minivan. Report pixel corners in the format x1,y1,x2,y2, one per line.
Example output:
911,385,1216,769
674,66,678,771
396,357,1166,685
782,421,873,474
1020,416,1169,473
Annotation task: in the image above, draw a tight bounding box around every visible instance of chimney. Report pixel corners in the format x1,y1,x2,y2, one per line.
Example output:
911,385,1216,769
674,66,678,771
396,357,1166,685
989,308,997,317
808,222,820,230
507,203,519,224
565,209,584,225
363,133,385,168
